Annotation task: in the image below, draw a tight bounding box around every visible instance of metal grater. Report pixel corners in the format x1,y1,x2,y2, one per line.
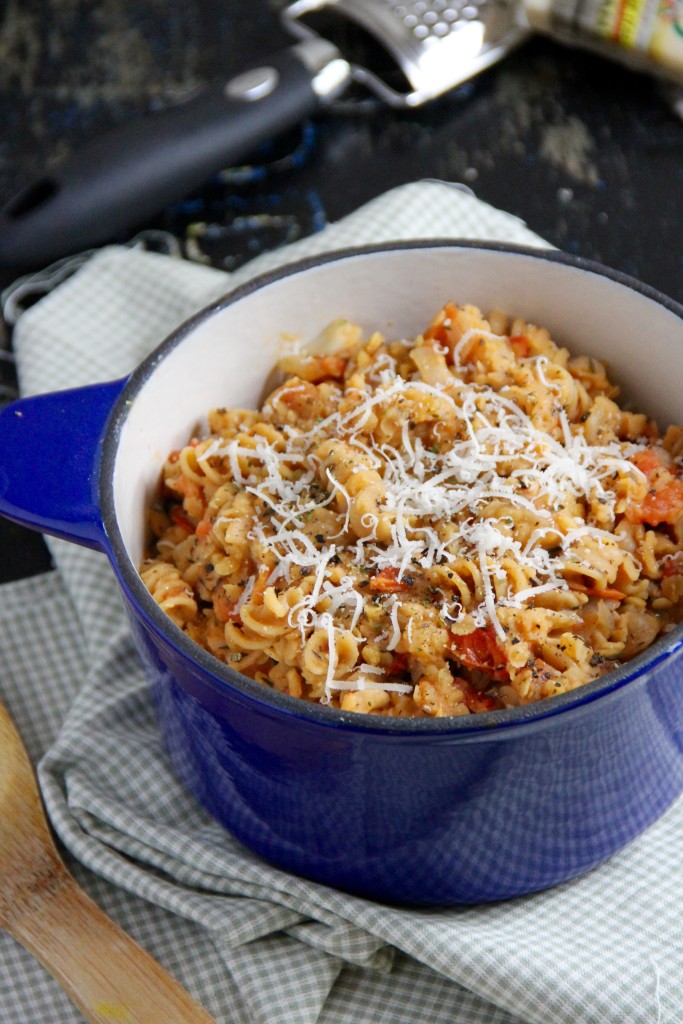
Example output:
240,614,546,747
282,0,528,107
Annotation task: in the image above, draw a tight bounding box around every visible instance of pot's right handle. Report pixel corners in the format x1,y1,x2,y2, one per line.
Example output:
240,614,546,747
0,379,126,550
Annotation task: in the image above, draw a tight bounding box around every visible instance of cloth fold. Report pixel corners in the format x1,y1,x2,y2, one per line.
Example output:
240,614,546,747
1,180,681,1024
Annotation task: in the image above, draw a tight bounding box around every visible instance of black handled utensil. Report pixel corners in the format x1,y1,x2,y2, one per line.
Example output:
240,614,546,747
0,0,526,269
0,39,349,270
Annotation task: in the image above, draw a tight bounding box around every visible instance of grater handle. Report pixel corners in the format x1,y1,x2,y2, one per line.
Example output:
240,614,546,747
0,40,349,270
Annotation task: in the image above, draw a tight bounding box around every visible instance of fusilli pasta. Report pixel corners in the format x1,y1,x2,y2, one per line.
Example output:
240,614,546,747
140,303,683,716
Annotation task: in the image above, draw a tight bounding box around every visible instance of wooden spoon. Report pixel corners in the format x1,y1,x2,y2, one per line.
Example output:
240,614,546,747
0,701,219,1024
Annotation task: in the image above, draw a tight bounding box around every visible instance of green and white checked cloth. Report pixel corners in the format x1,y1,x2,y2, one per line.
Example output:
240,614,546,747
1,181,682,1024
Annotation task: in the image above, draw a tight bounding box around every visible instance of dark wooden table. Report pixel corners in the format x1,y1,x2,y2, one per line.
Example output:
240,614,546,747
2,0,683,582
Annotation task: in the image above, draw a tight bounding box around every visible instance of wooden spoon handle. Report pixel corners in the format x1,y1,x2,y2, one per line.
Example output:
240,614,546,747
8,866,218,1024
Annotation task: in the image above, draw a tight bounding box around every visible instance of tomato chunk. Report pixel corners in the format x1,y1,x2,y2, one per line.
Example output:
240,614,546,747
636,483,683,526
195,517,213,540
449,625,509,683
423,302,459,345
631,448,662,477
627,448,683,526
369,567,413,593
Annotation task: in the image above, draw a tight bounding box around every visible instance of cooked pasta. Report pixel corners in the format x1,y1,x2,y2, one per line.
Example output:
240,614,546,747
140,302,683,717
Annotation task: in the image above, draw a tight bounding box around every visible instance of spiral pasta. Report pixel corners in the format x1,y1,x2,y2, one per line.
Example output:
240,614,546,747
141,303,683,717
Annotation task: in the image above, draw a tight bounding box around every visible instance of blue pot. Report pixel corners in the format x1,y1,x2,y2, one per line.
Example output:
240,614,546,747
1,242,682,904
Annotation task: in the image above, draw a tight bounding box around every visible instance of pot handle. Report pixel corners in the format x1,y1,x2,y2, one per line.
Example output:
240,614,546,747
0,378,126,550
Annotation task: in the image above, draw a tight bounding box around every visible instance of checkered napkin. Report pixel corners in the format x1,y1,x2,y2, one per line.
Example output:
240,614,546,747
1,181,682,1024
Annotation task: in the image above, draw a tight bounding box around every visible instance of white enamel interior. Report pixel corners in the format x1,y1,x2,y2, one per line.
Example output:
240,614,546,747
113,246,683,570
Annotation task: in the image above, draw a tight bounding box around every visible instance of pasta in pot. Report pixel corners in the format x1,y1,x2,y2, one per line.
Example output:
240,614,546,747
140,302,683,717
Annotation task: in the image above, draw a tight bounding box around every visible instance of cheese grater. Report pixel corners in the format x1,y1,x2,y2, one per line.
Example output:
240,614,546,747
282,0,528,107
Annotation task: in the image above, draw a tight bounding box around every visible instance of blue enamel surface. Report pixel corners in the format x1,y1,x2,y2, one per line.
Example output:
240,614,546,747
123,589,683,905
0,378,126,549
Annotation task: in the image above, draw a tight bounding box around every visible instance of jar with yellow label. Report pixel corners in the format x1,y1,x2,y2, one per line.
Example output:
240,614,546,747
520,0,683,82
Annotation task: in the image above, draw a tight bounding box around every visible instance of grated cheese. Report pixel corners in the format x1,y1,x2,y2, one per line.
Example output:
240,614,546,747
211,322,646,700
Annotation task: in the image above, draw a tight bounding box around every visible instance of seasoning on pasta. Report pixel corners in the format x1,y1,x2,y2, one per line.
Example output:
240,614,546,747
141,303,683,716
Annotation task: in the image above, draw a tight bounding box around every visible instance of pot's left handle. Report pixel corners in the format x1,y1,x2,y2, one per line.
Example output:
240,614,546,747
0,379,127,550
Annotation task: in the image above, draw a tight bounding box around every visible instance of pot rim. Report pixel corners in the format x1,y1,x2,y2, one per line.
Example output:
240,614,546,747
100,239,683,735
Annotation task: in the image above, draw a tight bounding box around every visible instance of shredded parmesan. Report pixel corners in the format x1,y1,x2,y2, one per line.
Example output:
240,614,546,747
222,347,649,697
